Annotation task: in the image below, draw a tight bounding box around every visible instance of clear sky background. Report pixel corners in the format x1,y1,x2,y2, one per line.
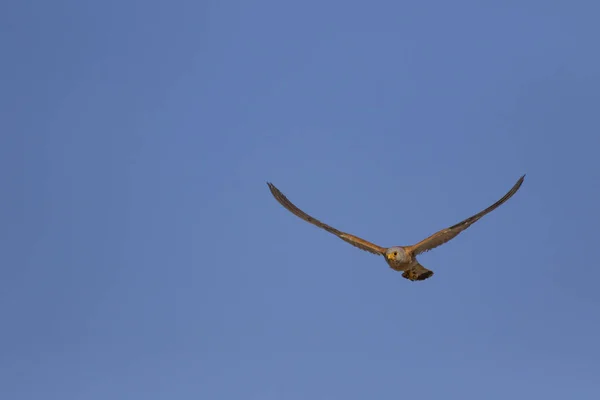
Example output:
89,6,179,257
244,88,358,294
2,1,600,399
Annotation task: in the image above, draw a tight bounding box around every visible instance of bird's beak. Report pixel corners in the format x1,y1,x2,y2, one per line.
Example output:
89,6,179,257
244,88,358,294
386,253,394,261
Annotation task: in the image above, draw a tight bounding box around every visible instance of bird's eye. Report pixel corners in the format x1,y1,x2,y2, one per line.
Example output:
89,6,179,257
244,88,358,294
393,252,397,256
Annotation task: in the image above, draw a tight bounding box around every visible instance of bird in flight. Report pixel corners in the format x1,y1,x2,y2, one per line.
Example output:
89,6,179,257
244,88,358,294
267,175,525,281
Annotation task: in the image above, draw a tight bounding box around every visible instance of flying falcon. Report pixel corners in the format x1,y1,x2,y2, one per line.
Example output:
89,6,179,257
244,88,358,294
267,175,525,281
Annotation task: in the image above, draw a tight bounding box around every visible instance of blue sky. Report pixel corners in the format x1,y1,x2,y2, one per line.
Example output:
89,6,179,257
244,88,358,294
2,0,600,399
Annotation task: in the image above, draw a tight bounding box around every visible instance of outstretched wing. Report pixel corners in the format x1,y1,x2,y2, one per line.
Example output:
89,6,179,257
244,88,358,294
267,182,386,255
407,175,525,255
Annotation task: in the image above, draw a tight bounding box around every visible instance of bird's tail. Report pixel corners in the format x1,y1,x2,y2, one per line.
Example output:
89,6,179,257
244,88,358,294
402,263,434,281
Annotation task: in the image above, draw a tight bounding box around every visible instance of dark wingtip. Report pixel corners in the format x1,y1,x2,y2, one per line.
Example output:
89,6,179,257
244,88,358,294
266,182,280,198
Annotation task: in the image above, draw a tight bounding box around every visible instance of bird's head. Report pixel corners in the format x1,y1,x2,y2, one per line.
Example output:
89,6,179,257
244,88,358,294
385,246,408,263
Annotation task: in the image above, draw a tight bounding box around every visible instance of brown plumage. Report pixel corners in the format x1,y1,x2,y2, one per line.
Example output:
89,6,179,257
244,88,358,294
267,175,525,281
